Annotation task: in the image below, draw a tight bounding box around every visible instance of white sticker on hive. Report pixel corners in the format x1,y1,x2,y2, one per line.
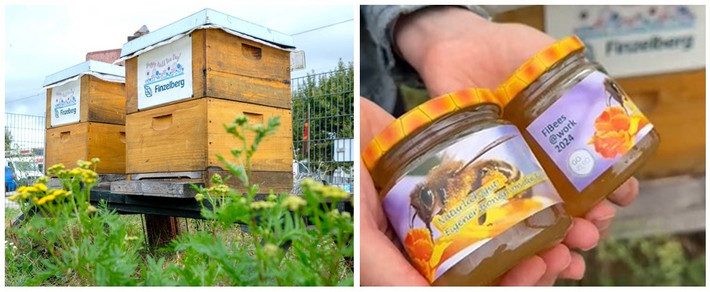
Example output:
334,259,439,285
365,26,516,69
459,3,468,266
137,35,193,109
50,79,81,127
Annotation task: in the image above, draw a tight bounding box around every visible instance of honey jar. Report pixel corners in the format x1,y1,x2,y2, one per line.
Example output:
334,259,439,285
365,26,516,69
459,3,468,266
362,88,571,285
496,36,660,217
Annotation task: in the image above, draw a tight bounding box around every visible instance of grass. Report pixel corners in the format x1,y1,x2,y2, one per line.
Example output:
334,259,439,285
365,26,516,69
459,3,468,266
5,209,352,286
557,233,705,286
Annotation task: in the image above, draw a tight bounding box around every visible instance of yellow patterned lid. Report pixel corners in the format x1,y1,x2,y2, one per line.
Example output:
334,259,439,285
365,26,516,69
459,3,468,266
362,88,502,172
495,36,585,104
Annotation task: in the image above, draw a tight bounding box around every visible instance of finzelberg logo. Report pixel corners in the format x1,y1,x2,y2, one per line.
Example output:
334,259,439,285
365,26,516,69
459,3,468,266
573,6,697,58
143,52,186,98
54,89,78,118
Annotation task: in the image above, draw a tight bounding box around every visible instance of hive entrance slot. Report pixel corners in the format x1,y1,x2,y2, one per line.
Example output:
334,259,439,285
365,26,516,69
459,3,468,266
60,131,71,143
241,43,262,60
152,114,173,131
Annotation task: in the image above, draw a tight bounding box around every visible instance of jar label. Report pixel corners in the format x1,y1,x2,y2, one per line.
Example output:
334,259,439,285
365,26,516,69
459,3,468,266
526,71,654,192
382,125,563,283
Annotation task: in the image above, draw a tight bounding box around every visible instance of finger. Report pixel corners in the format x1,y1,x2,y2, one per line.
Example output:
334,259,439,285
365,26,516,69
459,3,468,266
563,218,600,251
584,200,616,235
607,177,639,207
360,161,390,232
535,244,572,286
558,252,586,280
360,227,429,286
498,255,547,286
359,97,396,148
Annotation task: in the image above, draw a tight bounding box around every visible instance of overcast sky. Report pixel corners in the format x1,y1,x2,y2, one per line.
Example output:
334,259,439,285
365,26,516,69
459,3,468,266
4,3,354,116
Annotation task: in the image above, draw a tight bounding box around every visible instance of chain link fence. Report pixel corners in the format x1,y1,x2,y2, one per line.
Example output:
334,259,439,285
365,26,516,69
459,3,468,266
5,113,46,189
291,63,354,193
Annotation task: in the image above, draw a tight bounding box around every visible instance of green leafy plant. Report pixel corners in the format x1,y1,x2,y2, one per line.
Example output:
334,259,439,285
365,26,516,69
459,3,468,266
5,114,353,286
558,235,706,286
7,159,143,285
164,114,354,285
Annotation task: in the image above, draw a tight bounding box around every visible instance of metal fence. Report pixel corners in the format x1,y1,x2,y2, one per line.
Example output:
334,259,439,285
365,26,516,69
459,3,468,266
291,65,354,192
5,113,46,187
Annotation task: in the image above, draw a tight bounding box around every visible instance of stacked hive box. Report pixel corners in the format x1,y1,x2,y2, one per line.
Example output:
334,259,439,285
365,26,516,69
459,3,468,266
44,61,127,174
121,9,294,193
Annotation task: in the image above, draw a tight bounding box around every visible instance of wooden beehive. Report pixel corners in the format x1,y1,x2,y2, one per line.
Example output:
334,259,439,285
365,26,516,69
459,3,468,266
44,61,126,128
125,98,293,192
121,9,295,192
43,60,127,174
45,75,126,128
121,9,295,114
45,122,126,174
124,29,291,113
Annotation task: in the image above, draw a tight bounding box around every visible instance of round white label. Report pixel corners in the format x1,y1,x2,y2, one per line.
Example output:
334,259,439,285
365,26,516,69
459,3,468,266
568,149,594,176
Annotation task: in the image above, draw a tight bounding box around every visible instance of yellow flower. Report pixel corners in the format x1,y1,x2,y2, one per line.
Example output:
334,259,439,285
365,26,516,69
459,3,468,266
195,193,205,202
250,201,276,210
322,186,350,201
16,186,28,193
77,160,92,169
327,209,341,219
300,178,324,193
87,205,98,214
263,243,279,257
91,158,101,164
281,195,307,212
8,194,20,201
69,169,80,176
33,183,47,192
85,178,95,184
31,197,38,204
36,194,57,205
47,163,65,175
50,189,67,197
37,176,50,184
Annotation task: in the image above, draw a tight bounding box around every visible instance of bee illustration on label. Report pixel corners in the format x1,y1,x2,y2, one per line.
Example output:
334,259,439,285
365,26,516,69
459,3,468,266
144,85,153,97
603,78,630,114
409,135,531,237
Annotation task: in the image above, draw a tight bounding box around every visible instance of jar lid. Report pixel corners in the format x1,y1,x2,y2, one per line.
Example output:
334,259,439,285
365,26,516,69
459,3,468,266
362,88,502,172
495,36,585,105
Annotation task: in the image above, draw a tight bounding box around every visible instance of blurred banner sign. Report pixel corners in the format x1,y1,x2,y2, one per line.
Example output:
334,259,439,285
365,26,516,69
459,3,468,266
545,5,705,77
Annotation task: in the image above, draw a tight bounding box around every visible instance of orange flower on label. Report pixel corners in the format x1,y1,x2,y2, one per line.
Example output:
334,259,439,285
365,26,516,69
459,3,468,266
589,106,649,159
404,228,436,282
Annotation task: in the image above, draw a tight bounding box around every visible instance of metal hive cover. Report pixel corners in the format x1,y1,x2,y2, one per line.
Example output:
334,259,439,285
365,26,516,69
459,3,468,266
43,60,125,87
120,8,295,59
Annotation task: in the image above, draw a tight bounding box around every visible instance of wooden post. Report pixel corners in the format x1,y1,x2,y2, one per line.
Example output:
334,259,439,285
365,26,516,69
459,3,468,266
144,214,181,247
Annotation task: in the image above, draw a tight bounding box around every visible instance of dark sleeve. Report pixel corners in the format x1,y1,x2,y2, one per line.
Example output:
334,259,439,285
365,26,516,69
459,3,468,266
361,5,491,91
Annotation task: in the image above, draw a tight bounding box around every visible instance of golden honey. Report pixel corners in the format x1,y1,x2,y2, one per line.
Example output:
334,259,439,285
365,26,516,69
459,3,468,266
362,89,571,285
497,36,660,217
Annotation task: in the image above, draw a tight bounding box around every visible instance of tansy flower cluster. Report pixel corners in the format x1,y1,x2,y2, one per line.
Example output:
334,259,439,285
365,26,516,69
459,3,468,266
10,159,100,207
300,179,350,201
250,201,277,210
47,159,100,184
281,195,307,212
9,184,71,206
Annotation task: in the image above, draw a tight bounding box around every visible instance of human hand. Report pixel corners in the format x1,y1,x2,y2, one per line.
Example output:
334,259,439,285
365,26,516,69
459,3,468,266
359,98,640,286
394,6,556,97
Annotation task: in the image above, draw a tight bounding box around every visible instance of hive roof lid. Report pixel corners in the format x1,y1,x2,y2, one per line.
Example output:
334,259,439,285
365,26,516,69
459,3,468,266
120,8,295,59
43,60,125,87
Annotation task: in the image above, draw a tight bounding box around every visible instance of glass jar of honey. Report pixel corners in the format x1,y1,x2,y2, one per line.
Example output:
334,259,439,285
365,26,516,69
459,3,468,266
496,36,660,217
362,88,571,285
